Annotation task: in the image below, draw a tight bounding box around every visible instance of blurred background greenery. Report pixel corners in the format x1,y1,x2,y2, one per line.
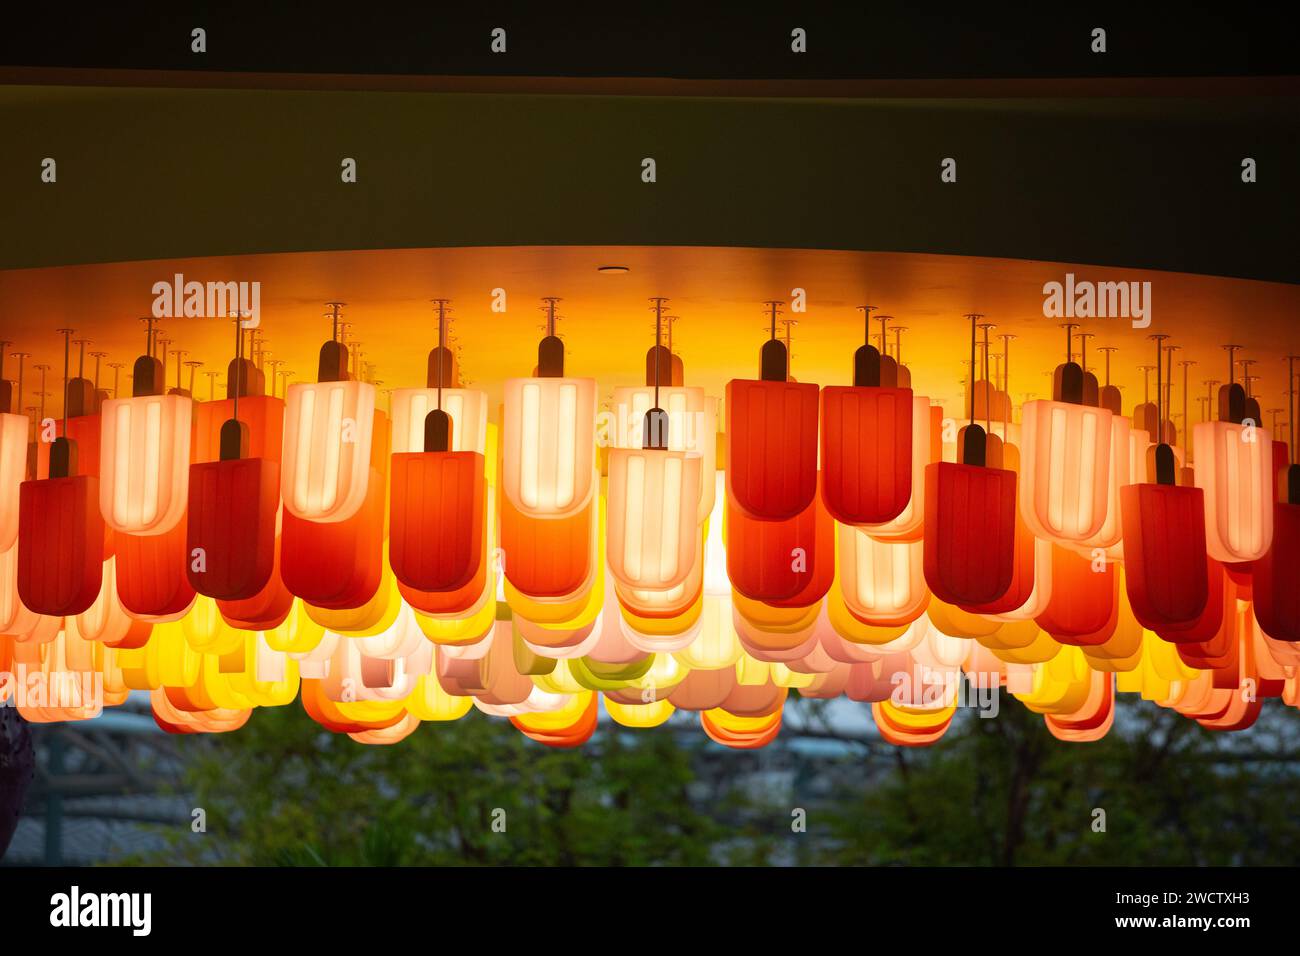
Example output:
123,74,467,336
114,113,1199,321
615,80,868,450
26,691,1282,867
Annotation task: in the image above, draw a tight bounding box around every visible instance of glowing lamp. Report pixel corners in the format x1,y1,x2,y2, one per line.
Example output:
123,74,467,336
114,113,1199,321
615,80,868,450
282,466,385,609
0,412,26,553
502,376,596,518
281,379,375,522
1121,445,1209,630
611,385,716,521
390,450,487,594
838,527,928,627
1193,417,1273,563
819,330,913,525
857,397,933,542
187,455,280,601
726,378,819,521
390,387,488,455
1018,368,1113,544
98,393,192,535
1253,467,1300,642
726,486,822,604
922,427,1018,607
1035,546,1117,646
607,446,702,592
114,519,196,618
18,469,104,617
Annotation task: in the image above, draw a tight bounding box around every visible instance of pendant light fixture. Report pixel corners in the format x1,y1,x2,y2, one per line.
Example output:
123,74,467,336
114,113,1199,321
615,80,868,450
0,345,27,553
97,318,191,536
389,299,488,595
1122,334,1210,630
281,302,376,522
18,328,105,616
607,298,704,593
1252,355,1300,641
187,316,280,601
501,297,597,518
820,306,914,526
1193,344,1273,562
922,314,1018,606
726,300,819,521
1019,322,1113,544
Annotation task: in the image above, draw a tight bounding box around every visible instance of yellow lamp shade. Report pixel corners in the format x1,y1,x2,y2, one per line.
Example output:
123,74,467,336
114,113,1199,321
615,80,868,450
501,376,596,517
98,394,192,535
837,525,928,627
611,385,717,521
389,387,488,454
281,379,376,522
1019,399,1112,544
1193,420,1273,562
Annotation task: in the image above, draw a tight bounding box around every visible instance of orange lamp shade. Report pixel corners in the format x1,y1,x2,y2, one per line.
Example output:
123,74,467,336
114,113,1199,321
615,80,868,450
98,394,192,535
611,385,717,521
819,384,913,526
390,388,488,455
838,527,928,627
501,376,596,518
1193,421,1273,562
17,475,105,616
1120,481,1209,630
193,395,284,463
922,461,1017,606
726,490,820,603
1018,399,1112,544
607,448,702,592
281,380,376,522
725,379,819,521
1253,501,1300,642
186,458,280,601
282,466,385,609
0,412,27,553
114,520,195,618
1034,546,1117,645
500,491,594,600
389,451,486,594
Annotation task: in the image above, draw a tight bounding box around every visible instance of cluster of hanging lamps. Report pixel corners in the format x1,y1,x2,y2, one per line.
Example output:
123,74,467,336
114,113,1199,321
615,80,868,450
5,300,1300,747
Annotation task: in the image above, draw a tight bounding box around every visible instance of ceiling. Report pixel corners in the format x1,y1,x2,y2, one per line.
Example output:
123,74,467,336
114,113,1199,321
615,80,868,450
3,245,1298,437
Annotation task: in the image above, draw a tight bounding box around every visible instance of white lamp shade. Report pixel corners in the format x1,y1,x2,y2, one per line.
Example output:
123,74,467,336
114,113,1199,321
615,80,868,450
281,380,376,522
1019,399,1113,544
502,376,596,517
99,394,192,535
1194,420,1273,562
389,387,488,455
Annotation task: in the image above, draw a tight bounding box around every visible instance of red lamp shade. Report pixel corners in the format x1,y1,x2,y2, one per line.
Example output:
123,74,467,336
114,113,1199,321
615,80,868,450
1035,545,1117,646
726,488,822,604
767,480,833,609
500,492,593,599
725,379,819,520
1159,558,1228,646
922,461,1017,606
1120,481,1209,630
218,537,293,630
114,520,195,617
960,444,1039,617
389,451,486,594
819,384,912,525
282,466,385,609
17,475,105,616
186,458,280,601
1253,500,1300,642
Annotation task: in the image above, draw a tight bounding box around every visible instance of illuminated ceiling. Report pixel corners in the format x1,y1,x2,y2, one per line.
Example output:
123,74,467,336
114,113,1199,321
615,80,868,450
2,245,1298,435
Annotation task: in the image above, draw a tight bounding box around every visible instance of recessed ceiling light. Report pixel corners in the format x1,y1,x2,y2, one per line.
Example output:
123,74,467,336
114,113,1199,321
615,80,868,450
597,265,629,274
